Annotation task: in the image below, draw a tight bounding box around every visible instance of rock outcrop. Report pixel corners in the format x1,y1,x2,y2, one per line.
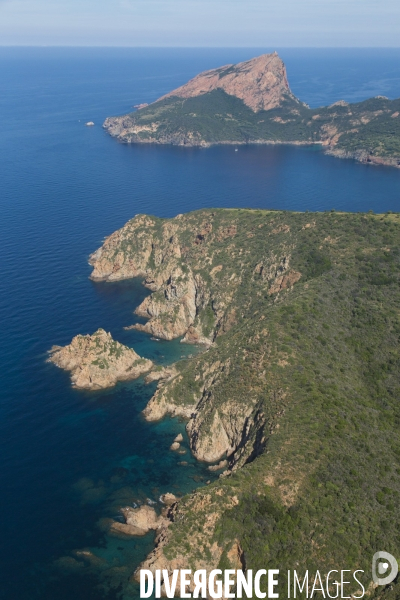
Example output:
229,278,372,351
132,265,198,340
159,52,298,112
160,493,178,506
48,329,153,389
132,491,243,597
109,505,164,537
208,459,228,472
88,214,226,344
144,365,177,384
88,210,304,464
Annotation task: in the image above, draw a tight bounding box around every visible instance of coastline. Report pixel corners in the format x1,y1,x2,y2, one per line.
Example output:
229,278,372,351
81,207,400,596
102,119,400,170
4,46,400,600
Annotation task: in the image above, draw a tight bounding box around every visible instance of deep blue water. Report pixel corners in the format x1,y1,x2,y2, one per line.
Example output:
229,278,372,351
0,47,400,600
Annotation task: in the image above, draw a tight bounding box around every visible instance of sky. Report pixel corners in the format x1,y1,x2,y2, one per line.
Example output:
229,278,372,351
1,0,400,47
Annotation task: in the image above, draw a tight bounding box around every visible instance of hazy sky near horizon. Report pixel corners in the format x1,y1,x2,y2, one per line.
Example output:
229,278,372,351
1,0,400,47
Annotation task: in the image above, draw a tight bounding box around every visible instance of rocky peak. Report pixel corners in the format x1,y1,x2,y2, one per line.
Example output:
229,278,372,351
159,52,299,112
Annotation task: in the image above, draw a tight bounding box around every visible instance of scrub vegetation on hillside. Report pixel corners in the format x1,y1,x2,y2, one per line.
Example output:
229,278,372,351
90,208,400,597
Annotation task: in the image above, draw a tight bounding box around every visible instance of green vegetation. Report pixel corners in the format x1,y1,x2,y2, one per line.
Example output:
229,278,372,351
114,91,400,164
129,208,400,597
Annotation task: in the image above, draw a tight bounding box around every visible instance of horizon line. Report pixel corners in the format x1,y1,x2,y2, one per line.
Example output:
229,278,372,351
1,44,400,49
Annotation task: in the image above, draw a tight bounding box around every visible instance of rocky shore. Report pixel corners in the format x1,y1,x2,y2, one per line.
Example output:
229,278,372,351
88,210,301,465
53,207,400,599
48,328,153,389
107,505,166,537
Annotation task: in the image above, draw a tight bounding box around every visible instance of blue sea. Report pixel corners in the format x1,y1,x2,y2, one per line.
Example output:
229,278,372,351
0,47,400,600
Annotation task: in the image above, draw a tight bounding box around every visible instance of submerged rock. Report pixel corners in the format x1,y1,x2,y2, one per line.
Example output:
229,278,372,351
47,328,153,390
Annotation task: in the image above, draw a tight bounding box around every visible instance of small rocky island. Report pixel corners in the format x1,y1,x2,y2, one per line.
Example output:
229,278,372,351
48,328,153,389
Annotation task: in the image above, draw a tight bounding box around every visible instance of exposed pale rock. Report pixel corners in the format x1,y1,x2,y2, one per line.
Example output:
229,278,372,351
187,408,231,462
123,505,161,530
47,329,153,390
88,214,156,282
208,459,228,472
89,218,214,343
87,211,299,471
328,100,349,108
170,442,180,451
109,505,164,537
132,267,197,340
159,52,297,112
268,269,302,295
174,434,184,442
160,493,178,506
143,387,196,422
132,500,243,597
145,366,177,384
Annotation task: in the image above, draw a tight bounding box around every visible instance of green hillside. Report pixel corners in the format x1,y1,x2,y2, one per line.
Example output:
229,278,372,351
90,208,400,597
105,90,400,167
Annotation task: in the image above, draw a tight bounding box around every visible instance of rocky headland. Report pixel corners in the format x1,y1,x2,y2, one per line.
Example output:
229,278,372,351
85,208,400,597
48,328,153,389
103,52,400,168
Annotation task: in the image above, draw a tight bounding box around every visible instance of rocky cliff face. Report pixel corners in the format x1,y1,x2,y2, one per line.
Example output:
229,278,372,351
89,211,300,347
89,210,303,466
124,210,400,599
48,328,153,389
61,209,400,598
159,52,297,112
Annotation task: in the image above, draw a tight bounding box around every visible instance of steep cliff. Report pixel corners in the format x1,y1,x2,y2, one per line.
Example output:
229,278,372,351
88,208,400,596
159,52,299,112
89,210,302,346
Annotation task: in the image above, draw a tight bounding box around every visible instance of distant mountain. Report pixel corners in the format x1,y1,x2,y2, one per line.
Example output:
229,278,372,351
104,52,400,169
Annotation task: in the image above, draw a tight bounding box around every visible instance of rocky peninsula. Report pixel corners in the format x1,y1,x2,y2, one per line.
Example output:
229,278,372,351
104,52,400,168
85,208,400,597
48,328,153,389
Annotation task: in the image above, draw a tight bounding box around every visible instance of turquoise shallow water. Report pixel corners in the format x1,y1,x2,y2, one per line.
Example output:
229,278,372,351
0,48,400,599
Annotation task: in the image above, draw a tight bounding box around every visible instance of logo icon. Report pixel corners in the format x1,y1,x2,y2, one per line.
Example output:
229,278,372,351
372,552,398,586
